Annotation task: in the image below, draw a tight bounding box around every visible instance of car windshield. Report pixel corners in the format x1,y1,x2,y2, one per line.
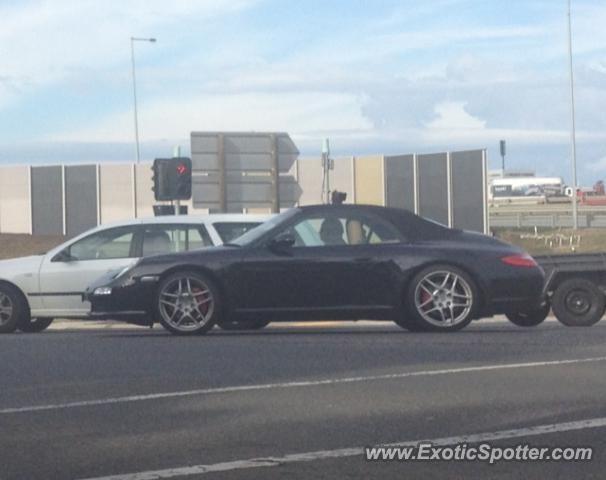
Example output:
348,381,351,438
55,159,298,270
229,209,299,246
212,222,263,244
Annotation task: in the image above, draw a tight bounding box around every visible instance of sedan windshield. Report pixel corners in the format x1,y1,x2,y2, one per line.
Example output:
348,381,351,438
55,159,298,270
229,208,299,246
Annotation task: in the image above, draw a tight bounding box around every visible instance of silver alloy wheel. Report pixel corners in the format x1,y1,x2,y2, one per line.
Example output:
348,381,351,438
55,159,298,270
414,271,473,328
158,276,214,332
0,292,14,326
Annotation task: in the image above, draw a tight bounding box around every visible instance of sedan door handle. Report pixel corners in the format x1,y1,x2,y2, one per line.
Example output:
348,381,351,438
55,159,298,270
354,257,372,263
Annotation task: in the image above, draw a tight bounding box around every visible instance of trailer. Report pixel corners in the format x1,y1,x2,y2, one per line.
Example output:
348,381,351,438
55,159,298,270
535,254,606,327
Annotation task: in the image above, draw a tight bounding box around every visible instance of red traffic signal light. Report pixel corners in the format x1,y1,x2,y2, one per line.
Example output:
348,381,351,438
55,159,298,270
152,157,192,201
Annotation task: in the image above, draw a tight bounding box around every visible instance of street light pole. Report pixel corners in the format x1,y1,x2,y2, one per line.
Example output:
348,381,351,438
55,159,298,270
567,0,579,229
130,36,156,164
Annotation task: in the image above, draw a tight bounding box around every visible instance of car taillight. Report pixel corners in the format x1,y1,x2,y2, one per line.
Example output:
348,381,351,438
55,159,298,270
501,254,538,268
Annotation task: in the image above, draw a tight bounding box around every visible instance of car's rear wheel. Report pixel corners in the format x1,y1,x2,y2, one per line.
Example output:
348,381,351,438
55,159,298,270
218,319,270,331
506,304,550,327
551,278,605,327
18,317,54,333
156,271,219,335
405,265,477,332
0,284,27,334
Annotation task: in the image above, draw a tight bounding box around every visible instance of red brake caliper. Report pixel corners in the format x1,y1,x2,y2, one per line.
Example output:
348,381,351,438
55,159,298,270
420,289,432,312
192,287,210,315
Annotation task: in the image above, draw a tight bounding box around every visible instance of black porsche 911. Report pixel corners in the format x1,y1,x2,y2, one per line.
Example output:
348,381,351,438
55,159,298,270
85,204,545,334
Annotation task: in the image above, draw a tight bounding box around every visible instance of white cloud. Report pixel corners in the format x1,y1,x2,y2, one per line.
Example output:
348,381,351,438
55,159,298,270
2,0,606,186
0,0,258,107
419,100,606,148
48,92,373,142
425,101,486,130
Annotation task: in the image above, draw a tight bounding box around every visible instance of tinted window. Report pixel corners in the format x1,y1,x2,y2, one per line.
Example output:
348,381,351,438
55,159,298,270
230,209,297,246
276,213,404,247
68,227,136,260
213,222,263,243
141,225,213,256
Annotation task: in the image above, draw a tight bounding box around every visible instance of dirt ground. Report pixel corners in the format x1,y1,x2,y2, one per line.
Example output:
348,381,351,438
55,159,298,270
0,234,68,260
493,228,606,255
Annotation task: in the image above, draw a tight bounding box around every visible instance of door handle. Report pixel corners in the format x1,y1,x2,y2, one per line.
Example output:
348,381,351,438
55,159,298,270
354,257,372,263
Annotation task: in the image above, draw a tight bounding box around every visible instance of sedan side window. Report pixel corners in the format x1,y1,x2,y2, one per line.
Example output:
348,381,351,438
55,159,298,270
68,228,136,261
141,225,213,256
213,222,263,243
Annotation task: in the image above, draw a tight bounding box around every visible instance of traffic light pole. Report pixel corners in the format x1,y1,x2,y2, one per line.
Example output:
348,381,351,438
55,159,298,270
567,0,579,230
173,146,181,216
271,133,279,213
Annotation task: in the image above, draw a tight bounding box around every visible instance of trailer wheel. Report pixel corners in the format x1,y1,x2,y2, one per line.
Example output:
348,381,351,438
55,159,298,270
552,278,605,327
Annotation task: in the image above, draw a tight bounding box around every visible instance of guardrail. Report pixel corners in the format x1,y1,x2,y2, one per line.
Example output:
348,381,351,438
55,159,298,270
490,212,606,228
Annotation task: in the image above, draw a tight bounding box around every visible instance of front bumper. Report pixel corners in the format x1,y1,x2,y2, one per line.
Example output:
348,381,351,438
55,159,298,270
84,272,160,326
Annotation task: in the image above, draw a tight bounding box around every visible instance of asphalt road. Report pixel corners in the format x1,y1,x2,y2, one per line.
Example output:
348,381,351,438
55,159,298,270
1,319,605,479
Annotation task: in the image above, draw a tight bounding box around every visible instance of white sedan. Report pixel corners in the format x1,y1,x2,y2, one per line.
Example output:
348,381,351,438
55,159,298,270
0,214,270,333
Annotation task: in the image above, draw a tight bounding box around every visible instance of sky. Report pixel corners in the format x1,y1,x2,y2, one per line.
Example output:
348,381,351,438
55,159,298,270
0,0,605,184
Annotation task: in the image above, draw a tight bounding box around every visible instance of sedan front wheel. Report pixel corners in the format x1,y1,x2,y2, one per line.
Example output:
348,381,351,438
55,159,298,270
18,317,54,333
156,271,219,335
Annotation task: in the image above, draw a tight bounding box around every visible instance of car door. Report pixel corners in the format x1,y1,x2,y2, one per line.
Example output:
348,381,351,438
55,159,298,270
233,212,404,317
37,226,140,317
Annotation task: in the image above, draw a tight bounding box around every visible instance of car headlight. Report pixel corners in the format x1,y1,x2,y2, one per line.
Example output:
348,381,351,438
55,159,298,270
93,287,112,296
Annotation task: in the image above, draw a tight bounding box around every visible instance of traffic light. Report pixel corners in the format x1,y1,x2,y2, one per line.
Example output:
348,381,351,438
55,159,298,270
152,159,168,201
174,158,192,200
151,157,192,201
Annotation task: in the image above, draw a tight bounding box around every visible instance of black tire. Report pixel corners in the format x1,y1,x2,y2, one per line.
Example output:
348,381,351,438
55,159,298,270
156,271,220,335
552,278,605,327
218,319,270,331
506,304,550,327
0,284,28,334
18,317,54,333
405,265,478,332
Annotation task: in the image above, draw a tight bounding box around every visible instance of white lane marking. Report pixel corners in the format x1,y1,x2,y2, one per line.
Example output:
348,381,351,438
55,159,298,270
2,356,605,415
79,416,606,480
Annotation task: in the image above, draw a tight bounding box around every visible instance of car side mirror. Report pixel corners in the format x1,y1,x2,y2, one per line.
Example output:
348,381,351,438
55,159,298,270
268,233,295,252
51,249,76,263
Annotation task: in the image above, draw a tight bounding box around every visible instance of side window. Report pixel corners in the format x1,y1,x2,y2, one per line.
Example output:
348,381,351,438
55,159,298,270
68,227,136,261
276,218,330,247
347,215,404,245
141,225,212,256
187,226,213,250
274,214,404,248
213,222,262,244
